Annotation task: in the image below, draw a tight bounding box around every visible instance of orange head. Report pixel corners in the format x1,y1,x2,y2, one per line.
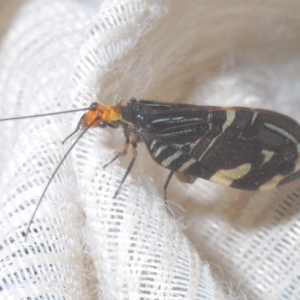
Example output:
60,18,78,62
81,102,122,128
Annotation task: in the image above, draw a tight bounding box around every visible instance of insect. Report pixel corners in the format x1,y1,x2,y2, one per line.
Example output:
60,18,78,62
2,98,300,239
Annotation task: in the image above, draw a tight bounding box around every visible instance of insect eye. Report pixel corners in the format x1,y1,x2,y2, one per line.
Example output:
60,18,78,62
98,122,107,128
90,102,98,110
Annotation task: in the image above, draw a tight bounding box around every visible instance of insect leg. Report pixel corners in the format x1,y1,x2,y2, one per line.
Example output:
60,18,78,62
113,141,137,198
62,114,85,144
163,172,196,215
163,170,174,200
103,127,130,169
164,172,196,199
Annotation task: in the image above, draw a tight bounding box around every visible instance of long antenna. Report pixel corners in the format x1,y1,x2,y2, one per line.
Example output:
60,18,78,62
24,120,95,241
0,107,89,122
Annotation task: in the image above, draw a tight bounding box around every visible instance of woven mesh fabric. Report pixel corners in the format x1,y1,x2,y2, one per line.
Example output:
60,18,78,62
1,1,300,299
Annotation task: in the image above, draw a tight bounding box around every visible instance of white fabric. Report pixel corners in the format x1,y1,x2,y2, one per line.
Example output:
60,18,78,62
1,1,300,299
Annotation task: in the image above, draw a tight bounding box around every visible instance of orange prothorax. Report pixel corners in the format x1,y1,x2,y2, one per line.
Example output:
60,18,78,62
81,102,122,128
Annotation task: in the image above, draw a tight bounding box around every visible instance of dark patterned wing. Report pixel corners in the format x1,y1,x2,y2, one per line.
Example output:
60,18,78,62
139,102,300,190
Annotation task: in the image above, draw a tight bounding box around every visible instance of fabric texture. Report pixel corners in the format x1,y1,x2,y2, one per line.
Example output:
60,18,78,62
1,1,300,299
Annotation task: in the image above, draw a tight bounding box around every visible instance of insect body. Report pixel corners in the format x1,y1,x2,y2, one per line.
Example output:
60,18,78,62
84,98,300,192
2,98,300,238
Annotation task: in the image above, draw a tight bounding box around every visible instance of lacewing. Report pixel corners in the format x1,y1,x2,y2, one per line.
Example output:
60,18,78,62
2,98,300,239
